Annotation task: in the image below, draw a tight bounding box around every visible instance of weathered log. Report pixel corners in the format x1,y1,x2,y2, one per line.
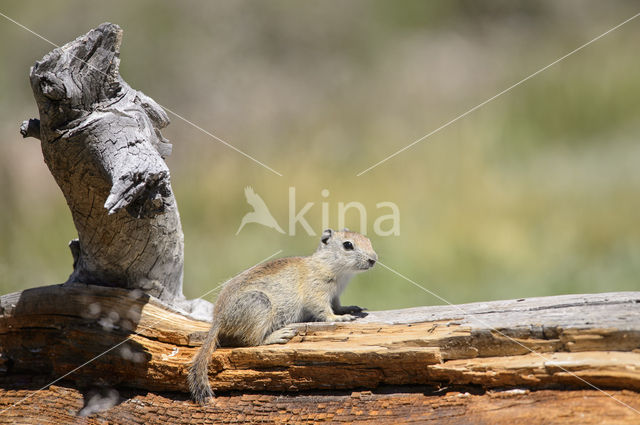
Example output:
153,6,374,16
19,23,209,319
0,287,639,422
1,384,638,425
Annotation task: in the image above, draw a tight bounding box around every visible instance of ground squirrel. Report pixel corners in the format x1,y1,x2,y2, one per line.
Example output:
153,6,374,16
188,228,378,404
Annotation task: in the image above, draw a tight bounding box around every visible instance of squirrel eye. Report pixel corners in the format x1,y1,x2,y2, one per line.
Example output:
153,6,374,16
343,241,354,250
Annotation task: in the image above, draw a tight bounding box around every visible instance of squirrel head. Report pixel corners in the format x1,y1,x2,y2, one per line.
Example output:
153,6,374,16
316,228,378,273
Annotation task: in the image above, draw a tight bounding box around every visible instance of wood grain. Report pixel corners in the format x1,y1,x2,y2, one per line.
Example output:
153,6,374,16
19,22,211,319
1,285,639,424
1,383,638,424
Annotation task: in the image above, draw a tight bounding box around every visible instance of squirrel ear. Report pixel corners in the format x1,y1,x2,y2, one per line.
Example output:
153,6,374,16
321,229,333,244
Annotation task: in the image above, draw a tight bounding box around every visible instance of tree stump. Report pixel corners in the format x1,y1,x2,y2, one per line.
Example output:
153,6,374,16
19,22,209,319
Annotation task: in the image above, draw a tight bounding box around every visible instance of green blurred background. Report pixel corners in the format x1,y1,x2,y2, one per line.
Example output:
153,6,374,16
1,1,638,310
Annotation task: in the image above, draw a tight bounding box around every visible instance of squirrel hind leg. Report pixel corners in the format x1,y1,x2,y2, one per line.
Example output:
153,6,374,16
224,290,275,346
263,326,298,345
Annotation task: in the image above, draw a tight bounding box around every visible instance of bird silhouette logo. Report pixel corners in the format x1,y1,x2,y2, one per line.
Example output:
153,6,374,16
236,186,285,235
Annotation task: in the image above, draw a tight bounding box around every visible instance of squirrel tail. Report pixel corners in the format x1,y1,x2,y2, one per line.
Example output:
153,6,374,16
188,322,220,405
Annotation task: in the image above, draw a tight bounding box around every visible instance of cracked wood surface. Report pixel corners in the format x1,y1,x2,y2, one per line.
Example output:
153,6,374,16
20,22,210,319
0,285,639,423
1,384,639,424
0,286,638,393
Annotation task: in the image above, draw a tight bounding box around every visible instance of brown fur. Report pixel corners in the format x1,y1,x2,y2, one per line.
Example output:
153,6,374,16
187,229,377,404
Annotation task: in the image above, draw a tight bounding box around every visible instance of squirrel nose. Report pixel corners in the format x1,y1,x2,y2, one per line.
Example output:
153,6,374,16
368,259,376,267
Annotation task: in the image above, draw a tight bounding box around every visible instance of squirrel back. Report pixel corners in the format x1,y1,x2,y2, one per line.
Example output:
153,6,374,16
188,228,377,404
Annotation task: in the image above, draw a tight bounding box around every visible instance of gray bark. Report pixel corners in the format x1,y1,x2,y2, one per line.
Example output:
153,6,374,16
20,23,210,319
